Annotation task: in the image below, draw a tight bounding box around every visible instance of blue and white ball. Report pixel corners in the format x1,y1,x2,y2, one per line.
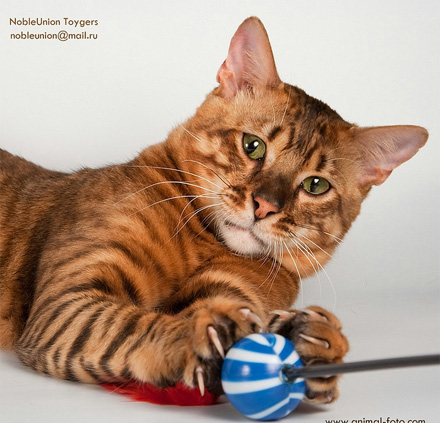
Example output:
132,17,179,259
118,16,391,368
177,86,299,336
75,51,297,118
221,333,306,421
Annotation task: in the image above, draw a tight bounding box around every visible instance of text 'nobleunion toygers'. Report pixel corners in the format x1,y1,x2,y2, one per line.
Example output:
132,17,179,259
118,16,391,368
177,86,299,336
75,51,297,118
9,17,99,41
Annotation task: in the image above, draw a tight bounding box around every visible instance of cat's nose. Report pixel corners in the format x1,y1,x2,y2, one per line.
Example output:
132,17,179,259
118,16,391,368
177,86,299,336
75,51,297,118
254,196,279,219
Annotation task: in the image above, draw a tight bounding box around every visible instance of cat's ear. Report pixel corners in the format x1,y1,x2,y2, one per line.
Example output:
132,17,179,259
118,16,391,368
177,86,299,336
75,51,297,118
216,17,282,98
352,125,428,187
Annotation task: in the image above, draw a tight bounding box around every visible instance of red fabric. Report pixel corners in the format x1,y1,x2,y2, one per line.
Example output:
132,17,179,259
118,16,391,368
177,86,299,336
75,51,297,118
101,382,219,406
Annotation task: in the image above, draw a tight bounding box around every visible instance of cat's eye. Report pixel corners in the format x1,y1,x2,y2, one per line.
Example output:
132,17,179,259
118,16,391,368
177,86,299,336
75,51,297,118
243,134,266,160
301,176,331,195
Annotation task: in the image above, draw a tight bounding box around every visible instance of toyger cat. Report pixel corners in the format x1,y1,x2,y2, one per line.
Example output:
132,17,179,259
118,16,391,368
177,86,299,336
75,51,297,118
0,17,428,403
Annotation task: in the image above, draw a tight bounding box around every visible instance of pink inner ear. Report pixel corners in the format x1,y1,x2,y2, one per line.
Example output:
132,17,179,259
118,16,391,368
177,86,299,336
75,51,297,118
354,125,428,186
216,17,281,98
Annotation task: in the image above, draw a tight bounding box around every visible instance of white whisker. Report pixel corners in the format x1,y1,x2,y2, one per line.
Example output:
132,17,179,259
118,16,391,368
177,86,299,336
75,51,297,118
293,223,344,245
325,157,357,164
283,241,303,307
279,85,291,127
125,164,227,191
320,230,344,245
258,238,284,296
129,193,220,217
171,202,223,240
180,125,204,143
290,231,332,260
182,159,232,188
294,236,337,312
294,238,320,276
175,193,208,230
293,237,323,301
114,180,220,206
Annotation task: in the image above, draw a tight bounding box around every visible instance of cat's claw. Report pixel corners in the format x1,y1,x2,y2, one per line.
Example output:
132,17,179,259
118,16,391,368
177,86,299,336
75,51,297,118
302,309,328,322
305,393,334,404
270,309,294,320
207,326,225,358
239,308,264,331
195,366,205,397
299,333,330,349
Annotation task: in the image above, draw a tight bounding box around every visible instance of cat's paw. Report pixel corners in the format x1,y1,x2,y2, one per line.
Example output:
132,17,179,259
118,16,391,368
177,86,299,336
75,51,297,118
182,298,265,396
269,305,349,404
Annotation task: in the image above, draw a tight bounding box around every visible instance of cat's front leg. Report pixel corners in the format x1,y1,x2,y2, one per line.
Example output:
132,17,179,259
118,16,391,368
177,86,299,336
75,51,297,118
176,296,265,396
165,271,267,395
166,257,301,395
269,306,349,404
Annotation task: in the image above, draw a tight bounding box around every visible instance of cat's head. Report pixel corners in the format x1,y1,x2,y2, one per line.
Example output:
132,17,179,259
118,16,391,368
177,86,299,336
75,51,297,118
170,17,428,275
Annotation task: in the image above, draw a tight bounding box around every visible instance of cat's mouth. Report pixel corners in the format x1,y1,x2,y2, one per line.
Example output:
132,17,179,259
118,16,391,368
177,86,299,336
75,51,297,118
218,220,269,257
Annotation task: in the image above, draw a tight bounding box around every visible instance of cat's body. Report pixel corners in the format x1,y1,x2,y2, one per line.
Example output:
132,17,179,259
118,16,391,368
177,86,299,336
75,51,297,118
0,18,427,402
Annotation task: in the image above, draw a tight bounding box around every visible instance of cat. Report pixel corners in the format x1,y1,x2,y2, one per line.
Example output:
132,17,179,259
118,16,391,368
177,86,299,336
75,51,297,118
0,17,428,404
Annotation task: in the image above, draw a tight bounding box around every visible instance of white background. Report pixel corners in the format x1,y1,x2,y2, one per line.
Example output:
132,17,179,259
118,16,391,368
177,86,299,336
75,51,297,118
0,1,439,422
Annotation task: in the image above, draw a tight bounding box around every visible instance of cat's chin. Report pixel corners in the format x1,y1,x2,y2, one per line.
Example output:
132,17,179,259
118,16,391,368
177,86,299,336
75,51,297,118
217,222,268,257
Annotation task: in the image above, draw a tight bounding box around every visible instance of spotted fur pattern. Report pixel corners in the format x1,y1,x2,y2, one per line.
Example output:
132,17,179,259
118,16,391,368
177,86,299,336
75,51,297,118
0,17,427,402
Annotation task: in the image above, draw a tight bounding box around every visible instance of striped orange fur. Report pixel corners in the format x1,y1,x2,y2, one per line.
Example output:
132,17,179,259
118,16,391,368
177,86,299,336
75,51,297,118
0,17,427,402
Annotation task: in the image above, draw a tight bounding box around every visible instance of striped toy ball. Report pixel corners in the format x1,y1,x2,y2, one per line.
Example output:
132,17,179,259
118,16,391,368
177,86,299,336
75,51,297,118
221,333,306,421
